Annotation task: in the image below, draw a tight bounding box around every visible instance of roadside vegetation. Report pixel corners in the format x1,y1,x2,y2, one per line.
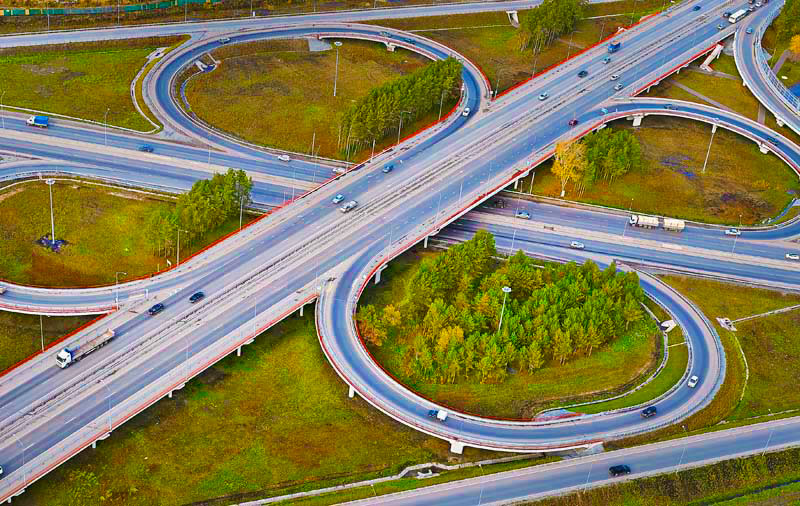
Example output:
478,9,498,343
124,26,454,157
358,233,660,417
0,179,256,287
0,313,94,373
184,39,447,160
0,38,181,130
613,275,800,448
523,446,800,505
515,117,800,225
14,312,517,506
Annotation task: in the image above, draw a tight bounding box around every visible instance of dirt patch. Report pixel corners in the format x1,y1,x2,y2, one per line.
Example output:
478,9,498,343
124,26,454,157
0,186,24,204
108,191,145,201
196,366,228,387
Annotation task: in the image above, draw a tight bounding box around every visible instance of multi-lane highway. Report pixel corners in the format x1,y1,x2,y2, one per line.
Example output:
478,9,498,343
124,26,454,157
1,0,799,502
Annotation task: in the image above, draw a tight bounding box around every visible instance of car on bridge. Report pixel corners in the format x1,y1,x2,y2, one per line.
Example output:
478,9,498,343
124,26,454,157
610,74,620,81
332,194,345,204
578,70,588,78
641,406,658,418
570,241,585,250
0,286,5,295
687,375,700,388
382,164,394,173
277,154,291,162
609,464,631,477
538,92,549,101
602,56,611,64
148,303,165,316
189,292,205,303
428,409,448,422
717,23,725,30
614,84,624,91
138,144,154,153
663,104,678,110
515,210,531,219
725,228,741,236
693,4,701,10
568,119,579,127
786,253,800,261
462,107,471,117
723,10,731,17
746,27,754,34
340,200,358,213
219,37,231,44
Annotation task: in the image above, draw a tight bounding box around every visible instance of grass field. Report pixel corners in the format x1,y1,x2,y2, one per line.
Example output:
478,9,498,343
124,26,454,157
525,446,800,506
0,312,94,373
360,247,660,418
0,180,256,287
184,39,447,161
612,275,800,449
0,38,180,131
15,312,515,506
516,117,800,225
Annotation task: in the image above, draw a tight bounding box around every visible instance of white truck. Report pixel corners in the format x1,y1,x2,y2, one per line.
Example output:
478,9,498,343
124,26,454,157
629,215,659,228
663,218,686,232
56,329,115,368
0,286,5,295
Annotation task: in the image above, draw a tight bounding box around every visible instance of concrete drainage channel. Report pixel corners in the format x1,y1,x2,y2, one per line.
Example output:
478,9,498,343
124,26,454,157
225,453,590,506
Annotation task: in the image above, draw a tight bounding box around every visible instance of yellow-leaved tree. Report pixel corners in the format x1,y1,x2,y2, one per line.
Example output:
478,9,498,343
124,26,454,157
791,34,800,57
551,139,587,197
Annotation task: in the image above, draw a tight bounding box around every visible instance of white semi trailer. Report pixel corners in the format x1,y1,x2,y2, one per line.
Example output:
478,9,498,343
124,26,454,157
629,215,660,228
56,329,115,368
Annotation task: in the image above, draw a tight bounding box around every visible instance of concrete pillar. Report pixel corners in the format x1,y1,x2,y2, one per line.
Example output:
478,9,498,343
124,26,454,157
449,441,465,454
424,235,429,248
514,178,519,190
375,265,387,284
168,391,173,399
776,117,785,127
237,346,242,357
711,123,718,134
385,42,396,52
759,143,769,154
348,385,356,398
92,441,97,449
506,10,519,26
632,114,643,127
299,304,304,317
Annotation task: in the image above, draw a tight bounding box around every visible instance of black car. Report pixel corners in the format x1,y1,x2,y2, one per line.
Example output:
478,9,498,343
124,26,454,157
148,303,165,316
692,4,701,10
663,104,678,110
641,406,658,418
568,119,579,127
723,10,731,17
578,70,588,78
189,291,205,303
609,464,632,477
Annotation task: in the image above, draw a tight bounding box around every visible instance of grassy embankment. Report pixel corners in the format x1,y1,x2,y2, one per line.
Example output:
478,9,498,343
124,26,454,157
14,312,534,506
0,181,257,288
359,247,661,418
0,313,94,373
523,446,800,505
183,39,452,161
0,38,182,131
369,0,668,95
513,116,800,225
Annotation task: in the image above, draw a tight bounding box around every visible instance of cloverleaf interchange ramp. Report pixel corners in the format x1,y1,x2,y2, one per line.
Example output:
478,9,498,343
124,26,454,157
1,0,800,501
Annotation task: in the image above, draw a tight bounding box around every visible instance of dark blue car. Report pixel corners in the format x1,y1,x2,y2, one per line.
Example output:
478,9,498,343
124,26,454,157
189,292,205,303
148,303,165,316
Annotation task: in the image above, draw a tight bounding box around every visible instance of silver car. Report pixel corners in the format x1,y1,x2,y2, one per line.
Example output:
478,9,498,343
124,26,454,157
570,241,585,250
340,200,358,213
786,253,800,261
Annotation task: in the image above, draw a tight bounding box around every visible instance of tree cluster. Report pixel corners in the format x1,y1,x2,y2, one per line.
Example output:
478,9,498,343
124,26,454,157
146,168,252,256
775,0,800,42
552,129,642,197
336,57,462,158
357,231,650,384
518,0,587,53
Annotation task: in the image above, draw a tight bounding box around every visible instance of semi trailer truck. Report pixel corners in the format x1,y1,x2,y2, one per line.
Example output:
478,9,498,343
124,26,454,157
56,329,115,368
663,218,686,232
629,215,659,228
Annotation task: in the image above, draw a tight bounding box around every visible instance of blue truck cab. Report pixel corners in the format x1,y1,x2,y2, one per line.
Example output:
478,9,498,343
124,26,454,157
608,41,621,53
26,115,49,128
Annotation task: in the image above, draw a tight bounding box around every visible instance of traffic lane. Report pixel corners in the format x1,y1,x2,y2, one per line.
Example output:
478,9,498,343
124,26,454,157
348,418,800,506
446,219,800,285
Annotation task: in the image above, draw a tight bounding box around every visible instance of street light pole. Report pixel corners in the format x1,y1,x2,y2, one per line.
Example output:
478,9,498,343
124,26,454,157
104,108,110,146
498,286,512,333
177,229,187,265
333,41,343,97
396,111,410,145
115,271,127,306
622,197,633,238
39,314,45,352
676,425,688,473
45,179,56,246
702,123,718,174
732,214,741,253
1,90,6,129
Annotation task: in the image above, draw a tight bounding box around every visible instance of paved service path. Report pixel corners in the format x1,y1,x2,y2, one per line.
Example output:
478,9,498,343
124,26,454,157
666,79,737,113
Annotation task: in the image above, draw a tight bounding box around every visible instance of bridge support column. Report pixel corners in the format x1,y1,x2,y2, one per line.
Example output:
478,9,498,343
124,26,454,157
237,346,242,357
299,304,304,317
348,385,356,398
631,114,644,127
449,441,465,454
385,42,396,52
506,10,519,26
759,143,769,154
423,235,429,249
374,264,387,284
776,116,785,127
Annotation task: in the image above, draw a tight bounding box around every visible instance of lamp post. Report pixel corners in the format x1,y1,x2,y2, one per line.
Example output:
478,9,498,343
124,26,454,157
498,286,512,333
177,229,188,265
622,197,633,238
333,41,343,97
104,108,110,146
1,90,6,129
676,424,688,473
397,110,411,145
732,214,741,253
115,271,127,306
702,123,718,174
39,315,45,352
45,179,56,246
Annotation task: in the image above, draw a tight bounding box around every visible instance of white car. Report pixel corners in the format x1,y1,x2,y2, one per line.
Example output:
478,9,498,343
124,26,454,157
340,200,358,213
219,37,231,44
515,210,531,219
786,253,800,261
687,375,699,388
614,84,623,91
462,107,471,117
538,93,549,101
277,154,291,162
725,228,741,236
610,74,620,81
570,241,585,250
